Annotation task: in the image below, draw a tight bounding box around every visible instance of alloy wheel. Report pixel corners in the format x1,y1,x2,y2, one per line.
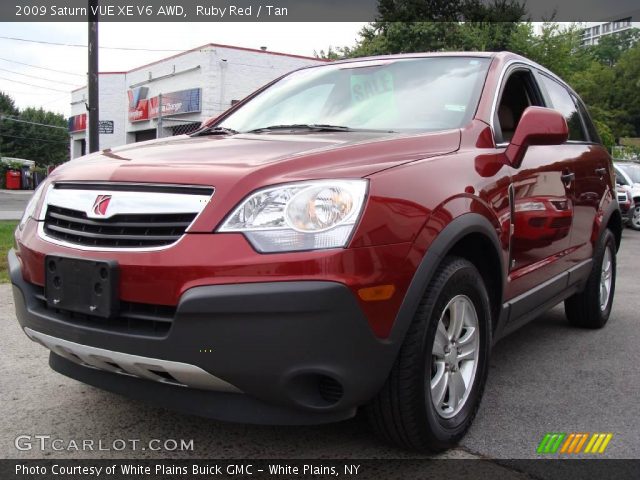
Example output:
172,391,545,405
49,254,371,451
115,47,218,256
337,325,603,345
600,245,613,311
632,206,640,229
430,295,480,419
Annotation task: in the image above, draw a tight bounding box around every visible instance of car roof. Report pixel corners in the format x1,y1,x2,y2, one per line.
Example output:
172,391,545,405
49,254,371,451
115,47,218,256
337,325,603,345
329,51,496,63
304,51,567,87
324,50,530,65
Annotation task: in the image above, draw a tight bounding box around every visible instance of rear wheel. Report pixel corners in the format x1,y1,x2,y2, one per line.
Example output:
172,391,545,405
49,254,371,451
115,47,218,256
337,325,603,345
564,229,616,329
367,257,491,451
629,205,640,231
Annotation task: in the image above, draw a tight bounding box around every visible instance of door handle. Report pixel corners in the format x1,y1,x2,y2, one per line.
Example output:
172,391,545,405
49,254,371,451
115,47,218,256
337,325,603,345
595,167,607,177
561,172,575,185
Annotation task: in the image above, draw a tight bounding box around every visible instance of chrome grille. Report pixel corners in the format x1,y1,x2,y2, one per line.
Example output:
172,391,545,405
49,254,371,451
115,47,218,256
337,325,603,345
44,205,196,248
39,182,213,250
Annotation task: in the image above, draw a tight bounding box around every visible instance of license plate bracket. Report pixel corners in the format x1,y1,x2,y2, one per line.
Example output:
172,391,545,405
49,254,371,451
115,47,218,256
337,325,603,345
45,256,119,318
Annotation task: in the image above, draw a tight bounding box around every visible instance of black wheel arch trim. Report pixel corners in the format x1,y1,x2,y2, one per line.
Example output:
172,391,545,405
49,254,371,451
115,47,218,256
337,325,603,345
388,213,505,346
601,198,622,251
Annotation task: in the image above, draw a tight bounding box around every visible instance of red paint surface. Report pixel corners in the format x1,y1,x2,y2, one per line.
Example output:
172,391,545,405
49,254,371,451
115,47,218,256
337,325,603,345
17,52,615,338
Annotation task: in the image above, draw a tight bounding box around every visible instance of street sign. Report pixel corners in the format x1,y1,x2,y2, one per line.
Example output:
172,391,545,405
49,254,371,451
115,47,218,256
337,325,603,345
98,121,114,134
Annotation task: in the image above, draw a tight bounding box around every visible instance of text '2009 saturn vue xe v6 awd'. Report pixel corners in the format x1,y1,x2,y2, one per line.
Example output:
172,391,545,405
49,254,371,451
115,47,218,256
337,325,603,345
9,52,620,451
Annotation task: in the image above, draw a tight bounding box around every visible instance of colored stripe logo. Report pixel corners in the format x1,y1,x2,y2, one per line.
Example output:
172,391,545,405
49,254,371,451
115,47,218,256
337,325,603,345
537,433,613,454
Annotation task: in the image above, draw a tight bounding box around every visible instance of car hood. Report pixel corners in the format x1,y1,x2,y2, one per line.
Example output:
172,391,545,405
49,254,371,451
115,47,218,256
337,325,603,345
47,130,460,232
51,130,460,185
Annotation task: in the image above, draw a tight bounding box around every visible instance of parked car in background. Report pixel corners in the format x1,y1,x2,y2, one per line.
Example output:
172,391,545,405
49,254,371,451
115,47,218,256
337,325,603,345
616,185,634,226
9,52,621,452
614,162,640,230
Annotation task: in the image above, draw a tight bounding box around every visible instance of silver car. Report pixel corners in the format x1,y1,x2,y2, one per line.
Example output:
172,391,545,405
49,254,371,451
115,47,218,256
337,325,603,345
614,162,640,230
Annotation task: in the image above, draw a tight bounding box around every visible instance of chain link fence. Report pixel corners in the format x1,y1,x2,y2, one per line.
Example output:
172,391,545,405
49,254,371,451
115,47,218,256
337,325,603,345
156,117,202,138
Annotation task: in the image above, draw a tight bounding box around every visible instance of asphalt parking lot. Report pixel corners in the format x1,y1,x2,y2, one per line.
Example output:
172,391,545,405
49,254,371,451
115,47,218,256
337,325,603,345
1,229,638,465
0,189,32,220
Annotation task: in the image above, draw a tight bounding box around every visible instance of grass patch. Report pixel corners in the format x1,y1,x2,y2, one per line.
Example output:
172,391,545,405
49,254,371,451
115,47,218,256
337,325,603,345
0,221,18,283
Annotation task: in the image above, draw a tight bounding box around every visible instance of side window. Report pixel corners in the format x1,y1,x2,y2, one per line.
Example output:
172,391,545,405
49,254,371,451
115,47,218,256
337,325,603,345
615,170,628,186
494,69,542,144
573,95,601,144
539,75,586,142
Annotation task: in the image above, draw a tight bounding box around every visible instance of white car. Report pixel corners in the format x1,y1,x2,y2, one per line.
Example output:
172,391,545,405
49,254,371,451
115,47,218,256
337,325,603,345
614,162,640,230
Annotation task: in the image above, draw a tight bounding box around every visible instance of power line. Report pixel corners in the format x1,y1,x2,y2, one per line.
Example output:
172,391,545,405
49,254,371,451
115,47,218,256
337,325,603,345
0,133,68,144
1,116,68,130
0,89,53,96
0,56,85,78
0,35,184,52
39,94,72,107
0,67,81,87
0,76,70,93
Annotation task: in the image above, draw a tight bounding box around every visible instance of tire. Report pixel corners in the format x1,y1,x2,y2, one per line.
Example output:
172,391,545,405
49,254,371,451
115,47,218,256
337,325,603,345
564,229,616,329
366,257,492,451
629,205,640,231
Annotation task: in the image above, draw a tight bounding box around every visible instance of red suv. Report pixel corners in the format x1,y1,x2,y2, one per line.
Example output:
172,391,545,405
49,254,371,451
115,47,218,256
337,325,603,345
9,52,620,451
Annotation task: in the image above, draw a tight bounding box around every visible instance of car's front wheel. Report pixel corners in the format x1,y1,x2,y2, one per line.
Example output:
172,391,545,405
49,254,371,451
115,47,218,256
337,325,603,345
367,257,491,451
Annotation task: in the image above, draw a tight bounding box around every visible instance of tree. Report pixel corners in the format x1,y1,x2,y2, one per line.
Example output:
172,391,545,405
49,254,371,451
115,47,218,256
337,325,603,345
0,92,18,116
0,92,69,165
510,23,592,80
589,29,640,67
337,0,527,58
9,107,69,166
376,0,464,22
314,46,344,60
593,119,615,149
0,91,20,159
611,43,640,137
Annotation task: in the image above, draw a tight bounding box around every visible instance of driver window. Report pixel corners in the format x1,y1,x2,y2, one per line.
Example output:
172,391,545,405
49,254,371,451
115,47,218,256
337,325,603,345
495,70,541,144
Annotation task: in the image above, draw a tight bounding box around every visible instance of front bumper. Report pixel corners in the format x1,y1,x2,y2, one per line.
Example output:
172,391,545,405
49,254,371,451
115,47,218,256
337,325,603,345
9,249,399,424
620,203,633,223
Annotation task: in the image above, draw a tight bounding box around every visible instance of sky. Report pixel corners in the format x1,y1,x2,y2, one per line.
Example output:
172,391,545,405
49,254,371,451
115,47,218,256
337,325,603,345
0,22,366,117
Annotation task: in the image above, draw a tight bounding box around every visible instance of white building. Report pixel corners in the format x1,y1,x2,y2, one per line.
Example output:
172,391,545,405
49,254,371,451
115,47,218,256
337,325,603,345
69,43,325,158
580,17,635,46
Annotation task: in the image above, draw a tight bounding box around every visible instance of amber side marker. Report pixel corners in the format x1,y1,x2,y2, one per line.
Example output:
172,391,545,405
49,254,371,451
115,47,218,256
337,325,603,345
358,284,396,301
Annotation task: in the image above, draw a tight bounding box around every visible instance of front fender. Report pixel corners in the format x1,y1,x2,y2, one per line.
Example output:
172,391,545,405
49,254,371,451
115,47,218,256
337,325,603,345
388,212,506,346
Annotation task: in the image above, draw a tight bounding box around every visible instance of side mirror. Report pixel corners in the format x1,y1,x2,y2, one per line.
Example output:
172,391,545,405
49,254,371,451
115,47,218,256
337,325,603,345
504,106,568,168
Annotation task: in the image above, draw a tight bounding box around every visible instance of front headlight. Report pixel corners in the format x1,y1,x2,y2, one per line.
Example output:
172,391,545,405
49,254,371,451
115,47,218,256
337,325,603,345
218,179,368,252
18,181,47,230
514,201,546,212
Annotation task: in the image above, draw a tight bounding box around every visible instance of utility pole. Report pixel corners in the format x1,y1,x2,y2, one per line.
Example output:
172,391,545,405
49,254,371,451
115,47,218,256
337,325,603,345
87,0,99,153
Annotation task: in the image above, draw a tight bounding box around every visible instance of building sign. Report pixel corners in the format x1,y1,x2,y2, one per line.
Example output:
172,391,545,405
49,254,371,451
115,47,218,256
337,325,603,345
68,113,87,132
98,120,114,134
128,86,149,122
149,88,202,118
127,87,201,122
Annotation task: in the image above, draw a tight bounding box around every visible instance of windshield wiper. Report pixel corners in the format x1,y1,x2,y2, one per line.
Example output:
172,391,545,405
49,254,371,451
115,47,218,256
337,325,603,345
191,126,239,136
246,124,354,134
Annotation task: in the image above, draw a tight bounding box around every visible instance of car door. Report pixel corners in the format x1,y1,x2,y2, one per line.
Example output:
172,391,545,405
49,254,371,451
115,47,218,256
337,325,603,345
537,73,610,263
493,66,575,299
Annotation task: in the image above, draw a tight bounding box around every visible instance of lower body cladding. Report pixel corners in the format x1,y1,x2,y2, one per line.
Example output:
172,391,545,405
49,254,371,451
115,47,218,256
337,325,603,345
9,250,397,425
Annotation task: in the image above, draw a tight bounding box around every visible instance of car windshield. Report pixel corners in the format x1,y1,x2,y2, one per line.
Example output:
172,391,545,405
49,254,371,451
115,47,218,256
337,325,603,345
618,163,640,183
216,57,491,134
